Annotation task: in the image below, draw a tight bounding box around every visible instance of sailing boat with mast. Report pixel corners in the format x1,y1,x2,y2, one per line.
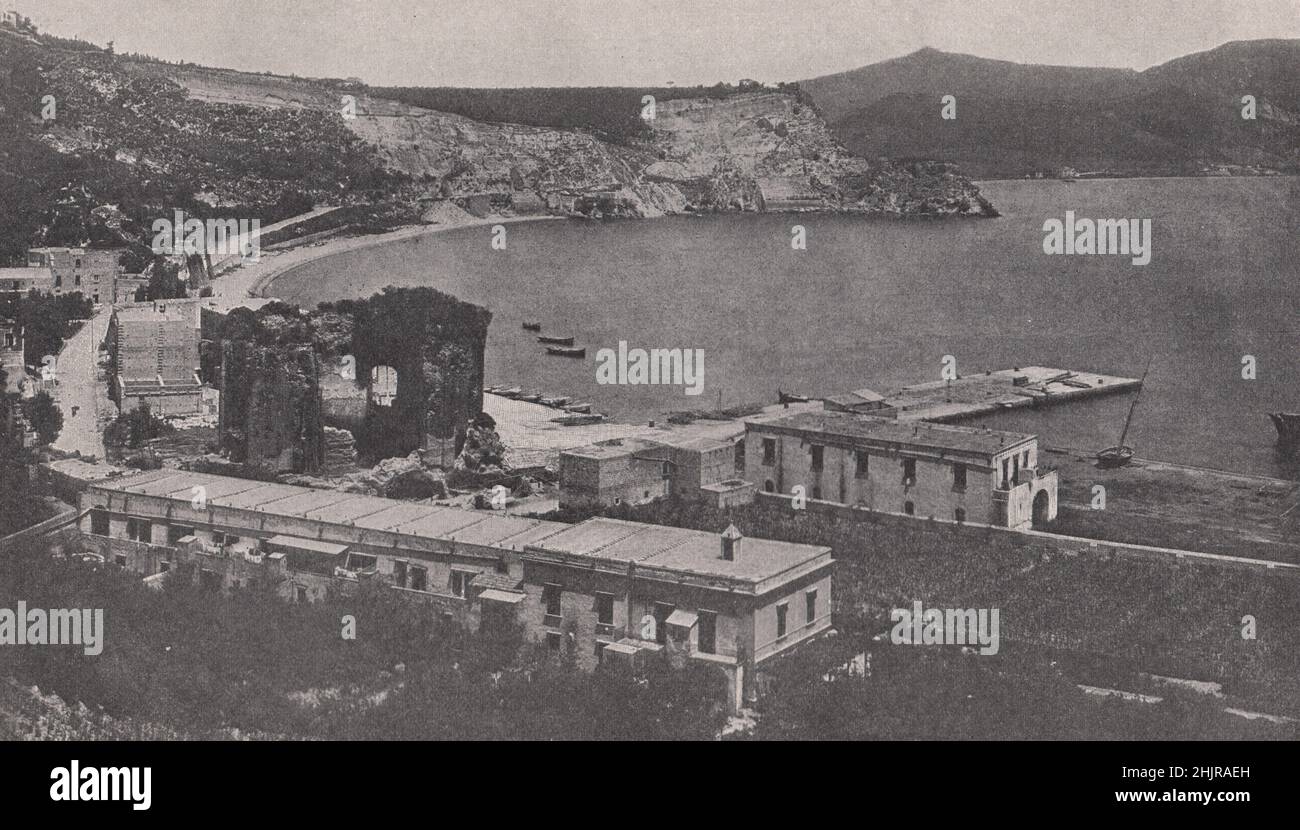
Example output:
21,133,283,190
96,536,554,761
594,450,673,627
1096,356,1153,468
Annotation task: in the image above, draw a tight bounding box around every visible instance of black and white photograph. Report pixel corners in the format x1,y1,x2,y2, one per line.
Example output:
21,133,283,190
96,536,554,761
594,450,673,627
0,0,1295,804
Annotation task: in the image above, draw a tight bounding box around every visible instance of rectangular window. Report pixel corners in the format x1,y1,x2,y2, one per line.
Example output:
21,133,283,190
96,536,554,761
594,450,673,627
903,458,916,484
114,554,126,567
126,518,151,543
806,590,818,625
953,463,967,491
545,632,562,651
542,583,562,617
392,560,407,588
409,565,427,592
776,602,789,639
855,451,869,478
450,569,475,597
761,438,776,466
698,610,717,654
347,553,377,572
809,444,823,472
90,509,109,536
594,592,614,626
167,524,194,544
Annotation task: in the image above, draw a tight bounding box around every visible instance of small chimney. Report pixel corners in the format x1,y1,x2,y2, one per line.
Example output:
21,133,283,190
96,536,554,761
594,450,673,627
721,524,743,561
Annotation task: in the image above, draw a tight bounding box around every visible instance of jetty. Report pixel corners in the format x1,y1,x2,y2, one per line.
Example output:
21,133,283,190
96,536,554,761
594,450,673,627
854,366,1141,423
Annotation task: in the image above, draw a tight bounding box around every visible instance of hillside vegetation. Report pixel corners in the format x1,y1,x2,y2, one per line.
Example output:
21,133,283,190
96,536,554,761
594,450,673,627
0,26,996,269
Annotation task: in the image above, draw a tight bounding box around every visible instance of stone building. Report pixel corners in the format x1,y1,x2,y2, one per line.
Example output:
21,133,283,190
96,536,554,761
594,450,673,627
0,266,55,295
107,300,204,414
63,464,833,711
559,437,672,508
744,410,1058,529
113,275,150,304
559,432,749,508
27,247,125,303
522,517,833,710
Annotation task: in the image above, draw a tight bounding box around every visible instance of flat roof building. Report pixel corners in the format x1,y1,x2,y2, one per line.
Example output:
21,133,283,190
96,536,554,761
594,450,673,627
745,410,1058,530
108,299,203,415
61,463,834,711
0,266,55,295
27,247,125,303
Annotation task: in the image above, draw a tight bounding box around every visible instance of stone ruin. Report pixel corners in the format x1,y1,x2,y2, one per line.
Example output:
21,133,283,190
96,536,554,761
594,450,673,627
208,287,491,475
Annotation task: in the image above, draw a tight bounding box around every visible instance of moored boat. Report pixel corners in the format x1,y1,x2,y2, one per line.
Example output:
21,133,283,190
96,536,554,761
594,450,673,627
1095,445,1135,468
498,386,523,398
564,402,592,413
1094,356,1152,469
552,413,605,426
522,321,541,331
546,346,585,358
540,396,569,408
538,335,575,346
519,392,543,403
778,389,809,404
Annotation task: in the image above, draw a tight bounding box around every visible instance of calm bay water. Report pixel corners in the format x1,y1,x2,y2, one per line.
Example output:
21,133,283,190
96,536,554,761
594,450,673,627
272,177,1300,477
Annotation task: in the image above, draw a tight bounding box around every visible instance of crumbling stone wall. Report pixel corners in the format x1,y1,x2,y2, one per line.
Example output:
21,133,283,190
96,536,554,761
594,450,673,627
218,332,324,472
210,288,490,474
348,286,492,465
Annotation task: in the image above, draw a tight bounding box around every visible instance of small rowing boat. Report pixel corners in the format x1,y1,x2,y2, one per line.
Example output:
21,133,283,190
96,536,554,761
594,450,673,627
546,346,585,358
538,335,575,346
552,413,605,426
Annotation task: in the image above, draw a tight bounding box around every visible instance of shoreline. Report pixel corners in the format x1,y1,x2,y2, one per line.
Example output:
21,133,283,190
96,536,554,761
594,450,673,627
208,212,563,314
222,197,1037,311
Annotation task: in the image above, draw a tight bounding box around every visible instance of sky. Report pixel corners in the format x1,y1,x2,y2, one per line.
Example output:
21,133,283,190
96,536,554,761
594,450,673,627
19,0,1300,87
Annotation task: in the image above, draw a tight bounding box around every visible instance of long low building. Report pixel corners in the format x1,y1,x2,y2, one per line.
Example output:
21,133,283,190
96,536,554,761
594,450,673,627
60,464,834,710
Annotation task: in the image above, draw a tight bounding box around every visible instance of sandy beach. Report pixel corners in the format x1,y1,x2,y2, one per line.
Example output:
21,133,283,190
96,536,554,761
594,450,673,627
207,208,562,315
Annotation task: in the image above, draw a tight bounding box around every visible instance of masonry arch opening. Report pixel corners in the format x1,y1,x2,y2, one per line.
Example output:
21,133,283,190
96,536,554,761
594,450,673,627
1032,490,1051,527
370,365,397,407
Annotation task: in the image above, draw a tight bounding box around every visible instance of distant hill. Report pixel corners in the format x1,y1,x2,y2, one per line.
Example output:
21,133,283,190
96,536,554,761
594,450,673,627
0,27,997,266
802,41,1300,178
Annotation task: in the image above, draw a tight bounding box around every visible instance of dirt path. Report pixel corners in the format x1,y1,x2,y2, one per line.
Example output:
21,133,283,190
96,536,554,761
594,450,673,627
50,306,114,460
